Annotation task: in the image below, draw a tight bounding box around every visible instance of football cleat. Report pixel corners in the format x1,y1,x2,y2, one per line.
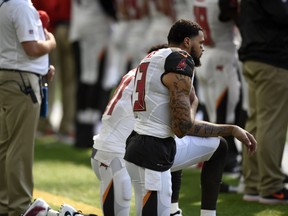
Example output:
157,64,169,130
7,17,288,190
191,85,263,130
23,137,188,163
170,209,182,216
259,188,288,204
58,204,97,216
23,198,50,216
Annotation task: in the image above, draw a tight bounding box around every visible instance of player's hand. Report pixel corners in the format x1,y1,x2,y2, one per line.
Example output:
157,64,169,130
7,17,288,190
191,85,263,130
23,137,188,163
232,126,257,156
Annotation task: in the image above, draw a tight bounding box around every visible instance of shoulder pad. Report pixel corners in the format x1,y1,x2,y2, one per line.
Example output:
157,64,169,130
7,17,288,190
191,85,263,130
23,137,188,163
164,50,195,77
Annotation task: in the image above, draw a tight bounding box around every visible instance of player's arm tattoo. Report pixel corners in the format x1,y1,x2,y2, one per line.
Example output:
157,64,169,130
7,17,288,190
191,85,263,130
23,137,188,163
170,74,193,137
192,122,231,137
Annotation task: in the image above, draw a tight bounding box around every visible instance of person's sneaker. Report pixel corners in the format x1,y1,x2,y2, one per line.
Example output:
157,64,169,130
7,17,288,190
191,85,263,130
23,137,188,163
58,204,80,216
23,198,50,216
170,209,182,216
259,188,288,204
219,182,239,193
58,204,97,216
58,132,75,145
243,194,260,202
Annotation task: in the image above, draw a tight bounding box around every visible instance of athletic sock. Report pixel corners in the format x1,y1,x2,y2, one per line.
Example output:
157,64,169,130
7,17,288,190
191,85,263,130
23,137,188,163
200,209,216,216
170,202,180,214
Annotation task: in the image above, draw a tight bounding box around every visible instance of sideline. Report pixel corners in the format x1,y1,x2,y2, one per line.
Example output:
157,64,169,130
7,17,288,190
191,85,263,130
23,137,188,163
33,189,103,216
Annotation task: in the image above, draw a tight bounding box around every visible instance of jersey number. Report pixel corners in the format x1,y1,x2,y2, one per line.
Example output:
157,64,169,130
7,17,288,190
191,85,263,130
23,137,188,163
133,62,149,111
104,75,133,115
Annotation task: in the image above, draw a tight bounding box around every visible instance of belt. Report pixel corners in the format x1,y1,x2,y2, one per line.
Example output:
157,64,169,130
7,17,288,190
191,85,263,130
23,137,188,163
0,68,41,77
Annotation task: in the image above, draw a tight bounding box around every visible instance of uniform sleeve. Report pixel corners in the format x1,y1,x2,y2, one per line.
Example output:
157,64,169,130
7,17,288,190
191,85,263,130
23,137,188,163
164,50,195,78
14,5,41,42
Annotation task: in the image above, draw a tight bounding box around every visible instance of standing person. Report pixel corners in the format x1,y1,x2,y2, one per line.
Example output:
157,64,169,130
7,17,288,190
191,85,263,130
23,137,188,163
102,0,150,90
0,0,56,215
70,0,116,148
238,0,288,204
124,19,256,216
193,0,247,174
33,0,76,143
137,0,175,61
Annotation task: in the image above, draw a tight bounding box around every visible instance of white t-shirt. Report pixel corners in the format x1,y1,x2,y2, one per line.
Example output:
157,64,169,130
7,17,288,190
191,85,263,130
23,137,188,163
0,0,49,75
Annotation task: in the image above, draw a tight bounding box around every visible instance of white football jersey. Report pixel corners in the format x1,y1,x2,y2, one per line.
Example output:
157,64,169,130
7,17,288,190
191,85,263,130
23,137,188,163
93,69,136,154
193,0,236,51
132,48,194,138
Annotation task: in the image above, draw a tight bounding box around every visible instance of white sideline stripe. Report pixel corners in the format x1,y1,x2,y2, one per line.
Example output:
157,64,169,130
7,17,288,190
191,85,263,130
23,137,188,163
33,189,103,216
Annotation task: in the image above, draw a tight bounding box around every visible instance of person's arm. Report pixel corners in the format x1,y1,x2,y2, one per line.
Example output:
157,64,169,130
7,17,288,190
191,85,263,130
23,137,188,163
162,72,193,138
189,84,199,120
21,29,56,58
218,0,239,26
261,0,288,25
188,120,257,155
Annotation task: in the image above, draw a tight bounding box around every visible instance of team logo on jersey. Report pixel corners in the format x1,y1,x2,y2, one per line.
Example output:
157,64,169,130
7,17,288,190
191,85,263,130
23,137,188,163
176,59,187,71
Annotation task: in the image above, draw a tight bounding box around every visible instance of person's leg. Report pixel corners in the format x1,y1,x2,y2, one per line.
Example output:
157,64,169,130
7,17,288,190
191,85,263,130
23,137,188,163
0,72,41,216
74,40,101,148
170,170,182,216
251,62,288,200
103,20,130,90
91,156,132,216
125,161,143,216
125,161,172,216
75,32,110,148
0,72,10,215
55,24,76,136
242,61,260,198
171,136,224,215
172,136,220,172
200,138,228,216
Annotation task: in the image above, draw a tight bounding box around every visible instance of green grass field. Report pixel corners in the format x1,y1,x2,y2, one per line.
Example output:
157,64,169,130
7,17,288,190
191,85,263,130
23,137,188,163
34,138,288,216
